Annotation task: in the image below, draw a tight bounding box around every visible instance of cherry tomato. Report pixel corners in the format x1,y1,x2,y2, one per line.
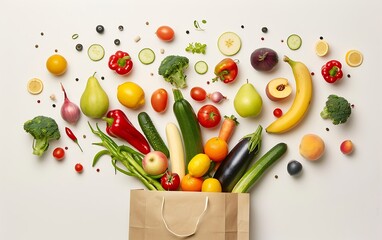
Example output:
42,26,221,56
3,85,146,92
156,26,175,41
161,171,180,191
190,87,207,102
151,88,168,113
273,108,283,118
75,163,83,173
197,104,222,128
52,147,65,160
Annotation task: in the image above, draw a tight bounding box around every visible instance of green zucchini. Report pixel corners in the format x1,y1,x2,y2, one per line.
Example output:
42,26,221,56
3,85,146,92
172,89,204,167
232,142,287,193
137,112,170,158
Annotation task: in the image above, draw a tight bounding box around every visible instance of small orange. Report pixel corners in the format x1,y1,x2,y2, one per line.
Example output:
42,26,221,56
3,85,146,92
181,174,203,191
202,178,222,192
204,137,228,162
46,54,67,76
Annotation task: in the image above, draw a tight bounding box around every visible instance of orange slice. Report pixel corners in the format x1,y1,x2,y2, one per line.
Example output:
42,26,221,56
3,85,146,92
345,50,363,67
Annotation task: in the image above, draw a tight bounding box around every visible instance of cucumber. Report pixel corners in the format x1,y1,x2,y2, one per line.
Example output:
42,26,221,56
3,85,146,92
138,48,155,65
232,142,287,193
287,34,302,50
194,60,208,74
172,89,204,167
217,31,242,56
87,44,105,61
137,112,170,158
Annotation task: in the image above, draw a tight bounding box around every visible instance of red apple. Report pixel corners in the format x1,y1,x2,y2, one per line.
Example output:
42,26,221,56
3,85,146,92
340,140,354,155
142,151,168,175
265,77,292,101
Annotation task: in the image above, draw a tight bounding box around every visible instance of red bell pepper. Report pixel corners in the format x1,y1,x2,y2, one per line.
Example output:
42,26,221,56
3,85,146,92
321,60,343,83
102,109,150,154
108,50,133,75
212,58,238,83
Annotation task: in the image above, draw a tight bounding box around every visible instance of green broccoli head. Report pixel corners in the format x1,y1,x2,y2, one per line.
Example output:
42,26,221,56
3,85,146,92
158,55,189,89
320,94,352,125
23,116,61,156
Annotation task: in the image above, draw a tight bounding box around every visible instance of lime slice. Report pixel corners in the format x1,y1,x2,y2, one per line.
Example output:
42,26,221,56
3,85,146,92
27,78,44,95
345,49,363,67
315,40,329,57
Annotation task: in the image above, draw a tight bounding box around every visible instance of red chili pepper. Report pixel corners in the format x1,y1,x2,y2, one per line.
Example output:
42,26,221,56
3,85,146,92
321,60,343,83
108,50,133,75
65,127,83,152
102,109,150,154
212,58,238,83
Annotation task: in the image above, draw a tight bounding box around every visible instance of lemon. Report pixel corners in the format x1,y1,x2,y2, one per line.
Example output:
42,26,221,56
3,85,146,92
345,49,363,67
188,153,211,178
27,78,44,95
117,81,145,109
202,178,222,192
315,40,329,57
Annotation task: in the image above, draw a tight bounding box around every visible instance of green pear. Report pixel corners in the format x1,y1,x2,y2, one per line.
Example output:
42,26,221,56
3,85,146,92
233,80,263,118
80,72,109,118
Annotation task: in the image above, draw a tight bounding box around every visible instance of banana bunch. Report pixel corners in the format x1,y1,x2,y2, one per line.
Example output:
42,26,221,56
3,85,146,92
266,56,313,134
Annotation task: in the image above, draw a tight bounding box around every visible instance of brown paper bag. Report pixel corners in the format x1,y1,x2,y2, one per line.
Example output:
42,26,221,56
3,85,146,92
129,189,250,240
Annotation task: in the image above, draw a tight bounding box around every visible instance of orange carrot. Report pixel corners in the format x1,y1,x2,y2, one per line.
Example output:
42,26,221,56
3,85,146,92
218,115,239,143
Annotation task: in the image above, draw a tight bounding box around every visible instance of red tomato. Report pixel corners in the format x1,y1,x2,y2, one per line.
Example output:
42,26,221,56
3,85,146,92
190,87,207,102
156,26,175,41
151,88,168,113
161,171,180,191
273,108,283,118
197,104,222,128
75,163,83,173
53,147,65,160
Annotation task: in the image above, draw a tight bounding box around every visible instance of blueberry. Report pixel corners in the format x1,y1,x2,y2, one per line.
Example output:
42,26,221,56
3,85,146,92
96,25,104,34
287,160,303,176
114,39,120,45
118,25,124,31
261,27,268,33
75,43,83,51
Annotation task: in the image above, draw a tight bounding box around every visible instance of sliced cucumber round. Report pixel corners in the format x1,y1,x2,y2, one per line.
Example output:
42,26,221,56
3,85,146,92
217,32,241,56
194,61,208,74
138,48,155,65
287,34,302,50
87,44,105,61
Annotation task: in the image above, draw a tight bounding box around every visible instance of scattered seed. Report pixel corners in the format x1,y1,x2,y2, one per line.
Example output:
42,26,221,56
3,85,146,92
134,35,141,42
311,72,315,76
54,49,58,53
101,76,105,80
274,175,279,179
35,44,39,48
261,37,264,41
326,127,330,131
145,21,149,25
40,32,44,36
118,25,124,31
75,77,79,82
65,146,68,150
347,74,351,78
52,104,56,108
114,39,120,45
241,25,245,29
50,94,56,101
82,135,86,139
186,30,190,34
261,27,268,33
37,100,41,103
320,36,324,40
160,48,165,54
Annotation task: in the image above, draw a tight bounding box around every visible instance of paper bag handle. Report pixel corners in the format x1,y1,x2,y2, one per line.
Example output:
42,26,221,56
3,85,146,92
161,196,209,238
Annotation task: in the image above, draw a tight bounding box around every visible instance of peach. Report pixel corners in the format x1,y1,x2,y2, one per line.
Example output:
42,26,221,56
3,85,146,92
340,140,354,155
265,77,292,101
299,134,325,161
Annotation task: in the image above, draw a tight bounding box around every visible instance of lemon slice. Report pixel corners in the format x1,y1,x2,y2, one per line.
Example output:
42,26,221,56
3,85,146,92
315,40,329,57
27,78,44,95
345,49,363,67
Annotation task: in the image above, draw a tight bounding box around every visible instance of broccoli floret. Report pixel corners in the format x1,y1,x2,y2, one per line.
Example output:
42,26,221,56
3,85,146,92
320,94,352,125
158,55,189,88
23,116,61,156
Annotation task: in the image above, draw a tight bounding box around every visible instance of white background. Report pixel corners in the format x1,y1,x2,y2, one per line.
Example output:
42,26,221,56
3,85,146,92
1,0,381,239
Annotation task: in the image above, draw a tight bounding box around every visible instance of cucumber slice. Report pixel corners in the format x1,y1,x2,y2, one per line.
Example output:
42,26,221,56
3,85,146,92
138,48,155,65
287,34,302,50
217,32,241,56
87,44,105,61
194,61,208,74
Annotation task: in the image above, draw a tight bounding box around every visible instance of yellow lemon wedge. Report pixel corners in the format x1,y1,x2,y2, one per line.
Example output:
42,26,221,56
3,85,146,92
27,78,44,95
345,49,363,67
315,40,329,57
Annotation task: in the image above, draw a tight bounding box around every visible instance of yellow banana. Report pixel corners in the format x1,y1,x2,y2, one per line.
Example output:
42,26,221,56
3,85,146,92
266,56,312,134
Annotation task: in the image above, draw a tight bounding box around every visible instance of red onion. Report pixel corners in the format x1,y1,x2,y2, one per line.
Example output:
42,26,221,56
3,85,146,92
60,83,81,124
250,47,279,72
208,91,226,103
